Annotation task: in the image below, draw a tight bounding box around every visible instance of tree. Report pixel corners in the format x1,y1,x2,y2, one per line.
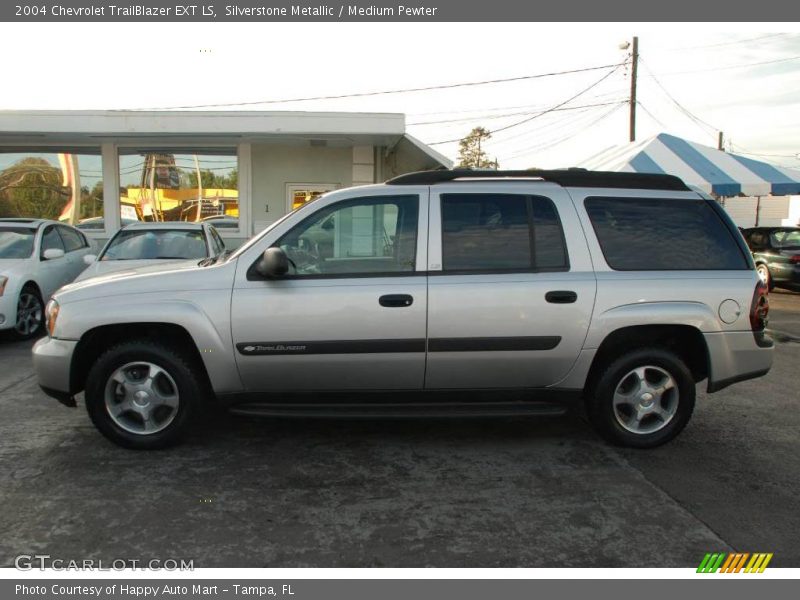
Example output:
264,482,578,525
456,127,499,169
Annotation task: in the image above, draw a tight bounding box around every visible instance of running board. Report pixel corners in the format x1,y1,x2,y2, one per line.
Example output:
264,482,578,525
228,401,570,419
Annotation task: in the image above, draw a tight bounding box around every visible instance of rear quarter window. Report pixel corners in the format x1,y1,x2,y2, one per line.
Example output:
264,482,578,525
584,197,749,271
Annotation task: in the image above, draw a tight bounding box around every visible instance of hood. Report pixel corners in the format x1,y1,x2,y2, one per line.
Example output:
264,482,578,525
74,258,192,282
57,258,232,304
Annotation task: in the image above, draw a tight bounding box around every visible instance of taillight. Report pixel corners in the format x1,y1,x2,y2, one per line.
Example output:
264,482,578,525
750,279,769,332
790,255,800,264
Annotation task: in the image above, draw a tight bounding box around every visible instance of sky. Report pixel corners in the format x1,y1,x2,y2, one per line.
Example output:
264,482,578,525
1,22,799,171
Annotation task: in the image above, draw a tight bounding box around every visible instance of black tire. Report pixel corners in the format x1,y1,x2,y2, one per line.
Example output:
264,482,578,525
756,263,774,291
586,347,696,449
11,284,45,340
84,340,208,449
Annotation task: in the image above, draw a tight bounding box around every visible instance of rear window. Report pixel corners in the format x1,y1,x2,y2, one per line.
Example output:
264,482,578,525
585,197,748,271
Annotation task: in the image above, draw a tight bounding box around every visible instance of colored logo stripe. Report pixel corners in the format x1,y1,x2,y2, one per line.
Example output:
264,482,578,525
697,552,773,573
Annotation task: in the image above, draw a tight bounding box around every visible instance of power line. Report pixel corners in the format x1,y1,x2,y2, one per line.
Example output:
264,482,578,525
125,62,625,111
664,33,792,51
407,100,626,126
636,100,669,129
640,58,719,140
497,103,626,161
426,63,626,145
405,89,628,118
651,54,800,76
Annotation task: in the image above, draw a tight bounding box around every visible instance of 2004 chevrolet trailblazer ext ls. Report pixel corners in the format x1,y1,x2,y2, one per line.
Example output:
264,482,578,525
32,169,773,450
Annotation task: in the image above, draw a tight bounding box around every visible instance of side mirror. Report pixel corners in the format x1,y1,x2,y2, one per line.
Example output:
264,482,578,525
83,254,97,265
255,247,289,278
42,248,65,260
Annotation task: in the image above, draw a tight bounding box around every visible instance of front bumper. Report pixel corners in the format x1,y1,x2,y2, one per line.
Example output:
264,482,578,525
32,336,77,406
704,330,774,393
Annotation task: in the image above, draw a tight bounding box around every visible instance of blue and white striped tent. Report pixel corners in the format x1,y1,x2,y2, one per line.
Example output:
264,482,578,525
580,133,800,197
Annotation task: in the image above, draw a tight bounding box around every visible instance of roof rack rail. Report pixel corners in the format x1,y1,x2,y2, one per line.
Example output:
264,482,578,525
385,168,689,191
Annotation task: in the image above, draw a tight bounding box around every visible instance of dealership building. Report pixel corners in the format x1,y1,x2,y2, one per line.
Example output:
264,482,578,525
0,110,451,246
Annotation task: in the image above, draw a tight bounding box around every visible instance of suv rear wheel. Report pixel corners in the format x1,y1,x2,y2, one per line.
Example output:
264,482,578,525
586,348,696,448
84,340,206,449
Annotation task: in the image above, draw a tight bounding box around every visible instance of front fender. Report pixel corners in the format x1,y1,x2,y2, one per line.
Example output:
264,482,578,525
55,293,242,394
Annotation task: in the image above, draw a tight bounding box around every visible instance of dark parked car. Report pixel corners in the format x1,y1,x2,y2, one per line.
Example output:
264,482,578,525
743,227,800,290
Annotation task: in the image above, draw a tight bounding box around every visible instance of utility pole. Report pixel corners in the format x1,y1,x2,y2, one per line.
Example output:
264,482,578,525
629,36,639,142
718,131,725,151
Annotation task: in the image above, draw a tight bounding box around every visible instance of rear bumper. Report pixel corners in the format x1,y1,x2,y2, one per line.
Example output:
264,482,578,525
704,330,773,393
32,336,77,403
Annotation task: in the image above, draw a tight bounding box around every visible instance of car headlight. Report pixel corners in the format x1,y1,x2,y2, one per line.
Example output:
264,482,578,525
0,275,7,297
45,299,60,337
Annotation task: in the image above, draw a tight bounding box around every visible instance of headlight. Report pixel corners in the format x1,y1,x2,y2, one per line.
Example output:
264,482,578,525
0,276,7,297
45,299,60,337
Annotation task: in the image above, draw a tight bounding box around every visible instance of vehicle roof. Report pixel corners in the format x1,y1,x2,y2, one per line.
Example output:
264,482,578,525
386,169,690,192
0,218,51,228
121,221,205,231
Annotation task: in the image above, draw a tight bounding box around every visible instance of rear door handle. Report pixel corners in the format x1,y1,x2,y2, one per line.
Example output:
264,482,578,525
545,290,577,304
379,294,414,308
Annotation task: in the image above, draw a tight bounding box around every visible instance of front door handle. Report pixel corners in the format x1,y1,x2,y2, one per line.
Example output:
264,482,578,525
545,290,577,304
379,294,414,308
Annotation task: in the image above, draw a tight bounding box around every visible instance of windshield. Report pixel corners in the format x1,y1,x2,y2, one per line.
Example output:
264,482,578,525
770,229,800,249
101,229,208,261
0,227,35,259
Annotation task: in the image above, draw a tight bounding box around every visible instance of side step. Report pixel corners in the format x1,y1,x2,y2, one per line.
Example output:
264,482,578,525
228,401,570,419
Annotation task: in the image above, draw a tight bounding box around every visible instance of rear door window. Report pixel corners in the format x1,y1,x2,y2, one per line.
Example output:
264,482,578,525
440,193,568,272
584,197,748,270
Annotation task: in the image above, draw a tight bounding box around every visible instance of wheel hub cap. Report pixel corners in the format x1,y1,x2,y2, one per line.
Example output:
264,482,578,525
104,361,180,435
612,365,680,435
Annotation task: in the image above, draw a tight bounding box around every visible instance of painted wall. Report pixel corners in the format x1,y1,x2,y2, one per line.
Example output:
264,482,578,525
250,144,356,235
722,196,795,228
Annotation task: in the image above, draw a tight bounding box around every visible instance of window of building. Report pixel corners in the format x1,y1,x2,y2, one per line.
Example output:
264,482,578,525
118,149,239,231
286,183,339,212
275,195,419,276
0,150,104,227
585,197,749,271
440,194,568,272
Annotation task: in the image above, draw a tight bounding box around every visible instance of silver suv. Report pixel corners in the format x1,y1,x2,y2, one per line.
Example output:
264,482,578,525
32,170,773,450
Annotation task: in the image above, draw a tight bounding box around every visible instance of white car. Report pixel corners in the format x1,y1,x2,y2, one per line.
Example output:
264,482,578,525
0,218,93,339
76,221,226,282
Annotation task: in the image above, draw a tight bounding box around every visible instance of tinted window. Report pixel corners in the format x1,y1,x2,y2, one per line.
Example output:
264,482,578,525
585,197,748,270
276,195,418,276
41,225,65,255
57,226,86,252
441,194,568,271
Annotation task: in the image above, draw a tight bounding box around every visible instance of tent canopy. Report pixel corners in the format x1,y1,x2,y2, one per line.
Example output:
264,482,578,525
579,132,800,197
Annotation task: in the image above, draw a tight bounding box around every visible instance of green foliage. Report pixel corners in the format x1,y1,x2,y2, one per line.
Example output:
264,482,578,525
456,127,499,169
185,168,238,189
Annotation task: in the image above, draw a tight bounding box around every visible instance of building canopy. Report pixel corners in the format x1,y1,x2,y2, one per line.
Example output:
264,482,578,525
579,132,800,197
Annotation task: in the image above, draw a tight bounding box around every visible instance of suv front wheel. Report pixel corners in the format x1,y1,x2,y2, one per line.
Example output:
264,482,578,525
84,340,206,449
586,348,696,448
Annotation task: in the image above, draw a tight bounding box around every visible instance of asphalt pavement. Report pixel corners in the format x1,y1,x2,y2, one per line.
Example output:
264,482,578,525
0,291,798,568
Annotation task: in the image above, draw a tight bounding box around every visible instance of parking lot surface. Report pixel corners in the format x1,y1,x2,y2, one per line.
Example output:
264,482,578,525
1,290,798,568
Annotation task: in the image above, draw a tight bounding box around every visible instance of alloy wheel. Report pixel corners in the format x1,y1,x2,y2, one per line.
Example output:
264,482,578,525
15,292,43,337
612,365,680,435
104,361,180,435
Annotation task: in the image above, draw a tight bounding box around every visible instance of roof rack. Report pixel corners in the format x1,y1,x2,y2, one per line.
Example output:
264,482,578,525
385,169,689,191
